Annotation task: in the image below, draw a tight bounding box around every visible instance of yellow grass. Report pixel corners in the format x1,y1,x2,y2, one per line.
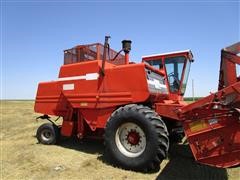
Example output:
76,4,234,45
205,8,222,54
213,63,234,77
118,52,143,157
1,101,239,180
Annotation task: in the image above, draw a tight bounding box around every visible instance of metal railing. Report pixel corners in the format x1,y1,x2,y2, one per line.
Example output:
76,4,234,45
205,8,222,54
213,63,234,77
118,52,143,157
64,43,125,65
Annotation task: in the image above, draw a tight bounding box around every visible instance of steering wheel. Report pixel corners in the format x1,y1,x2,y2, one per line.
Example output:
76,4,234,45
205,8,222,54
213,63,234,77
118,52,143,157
167,72,180,90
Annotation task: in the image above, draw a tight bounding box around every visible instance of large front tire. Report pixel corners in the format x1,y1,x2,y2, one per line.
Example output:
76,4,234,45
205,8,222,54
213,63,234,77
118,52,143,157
104,104,169,171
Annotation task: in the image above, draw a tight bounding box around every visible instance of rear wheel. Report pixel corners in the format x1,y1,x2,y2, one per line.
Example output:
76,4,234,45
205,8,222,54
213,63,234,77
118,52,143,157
104,104,169,171
36,123,59,145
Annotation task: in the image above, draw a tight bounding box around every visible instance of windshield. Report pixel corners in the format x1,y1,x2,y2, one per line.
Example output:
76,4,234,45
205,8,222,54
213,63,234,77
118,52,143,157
165,56,185,93
237,64,240,78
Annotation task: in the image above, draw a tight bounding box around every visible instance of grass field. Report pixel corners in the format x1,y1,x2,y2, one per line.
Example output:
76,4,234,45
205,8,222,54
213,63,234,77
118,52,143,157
1,101,239,180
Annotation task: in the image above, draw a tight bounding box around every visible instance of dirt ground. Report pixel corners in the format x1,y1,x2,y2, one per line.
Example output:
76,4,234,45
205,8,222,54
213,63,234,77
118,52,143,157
1,101,239,180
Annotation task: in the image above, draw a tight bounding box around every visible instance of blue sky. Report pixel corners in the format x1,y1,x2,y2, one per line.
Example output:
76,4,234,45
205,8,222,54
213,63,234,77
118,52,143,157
1,1,239,99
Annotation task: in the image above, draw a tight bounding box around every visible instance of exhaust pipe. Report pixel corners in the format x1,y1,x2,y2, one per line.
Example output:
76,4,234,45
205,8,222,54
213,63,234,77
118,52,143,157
101,36,111,75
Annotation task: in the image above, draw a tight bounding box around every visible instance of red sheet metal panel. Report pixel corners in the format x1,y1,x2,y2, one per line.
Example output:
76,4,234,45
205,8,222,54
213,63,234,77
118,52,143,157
183,114,240,168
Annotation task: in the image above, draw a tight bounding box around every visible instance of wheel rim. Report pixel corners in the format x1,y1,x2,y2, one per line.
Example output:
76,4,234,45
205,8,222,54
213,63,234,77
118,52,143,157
115,122,146,158
41,129,53,142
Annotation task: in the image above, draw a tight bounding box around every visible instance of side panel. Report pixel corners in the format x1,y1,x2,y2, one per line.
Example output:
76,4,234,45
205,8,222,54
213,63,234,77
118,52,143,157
155,101,186,120
146,69,168,94
35,61,150,130
80,108,115,130
183,115,240,168
34,82,69,116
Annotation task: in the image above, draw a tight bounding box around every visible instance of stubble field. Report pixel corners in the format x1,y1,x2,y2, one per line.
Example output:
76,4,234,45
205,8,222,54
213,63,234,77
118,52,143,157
1,101,239,180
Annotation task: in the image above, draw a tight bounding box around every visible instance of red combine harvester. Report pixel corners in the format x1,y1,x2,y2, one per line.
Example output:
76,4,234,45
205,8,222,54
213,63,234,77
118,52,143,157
35,36,240,171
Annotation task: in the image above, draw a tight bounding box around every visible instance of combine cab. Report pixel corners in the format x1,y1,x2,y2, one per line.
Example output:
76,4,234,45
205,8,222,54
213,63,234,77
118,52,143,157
35,37,240,171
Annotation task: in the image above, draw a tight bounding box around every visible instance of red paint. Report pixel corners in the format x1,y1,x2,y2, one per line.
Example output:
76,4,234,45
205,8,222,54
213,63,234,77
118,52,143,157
35,41,240,168
61,121,75,137
127,131,140,145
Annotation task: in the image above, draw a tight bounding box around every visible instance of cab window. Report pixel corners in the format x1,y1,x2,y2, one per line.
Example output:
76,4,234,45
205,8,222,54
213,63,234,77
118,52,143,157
147,59,163,70
165,56,185,93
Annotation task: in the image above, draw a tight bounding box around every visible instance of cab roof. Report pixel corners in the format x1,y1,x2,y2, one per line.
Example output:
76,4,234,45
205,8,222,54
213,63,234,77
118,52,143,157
142,49,193,60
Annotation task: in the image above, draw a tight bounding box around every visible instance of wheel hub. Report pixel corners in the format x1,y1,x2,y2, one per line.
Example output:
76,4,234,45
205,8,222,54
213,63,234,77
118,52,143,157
44,132,51,138
127,131,140,145
41,129,53,141
115,122,146,158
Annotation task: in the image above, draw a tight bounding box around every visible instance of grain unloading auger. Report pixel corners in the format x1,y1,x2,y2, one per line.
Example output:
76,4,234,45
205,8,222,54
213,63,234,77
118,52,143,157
34,37,240,171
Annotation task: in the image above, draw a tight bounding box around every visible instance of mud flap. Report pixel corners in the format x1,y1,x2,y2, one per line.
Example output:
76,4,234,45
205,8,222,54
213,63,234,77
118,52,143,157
183,115,240,168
